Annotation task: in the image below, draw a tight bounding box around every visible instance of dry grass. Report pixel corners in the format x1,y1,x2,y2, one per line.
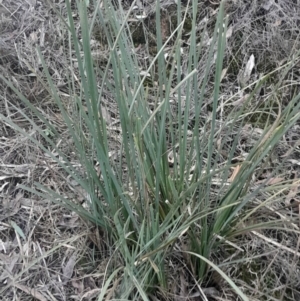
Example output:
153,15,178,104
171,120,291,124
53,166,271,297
1,0,300,300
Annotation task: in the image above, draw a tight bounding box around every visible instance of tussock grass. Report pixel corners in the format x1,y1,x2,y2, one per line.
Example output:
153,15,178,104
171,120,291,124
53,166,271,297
1,0,300,300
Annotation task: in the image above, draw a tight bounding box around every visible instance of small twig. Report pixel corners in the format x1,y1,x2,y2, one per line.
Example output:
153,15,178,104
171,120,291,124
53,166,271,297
252,230,300,257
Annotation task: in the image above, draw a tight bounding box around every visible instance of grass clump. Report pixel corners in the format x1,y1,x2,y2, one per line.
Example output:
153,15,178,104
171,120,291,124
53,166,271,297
1,0,300,300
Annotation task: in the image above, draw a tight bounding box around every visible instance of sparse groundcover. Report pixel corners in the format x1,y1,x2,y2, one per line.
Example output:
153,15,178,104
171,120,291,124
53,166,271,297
1,0,300,300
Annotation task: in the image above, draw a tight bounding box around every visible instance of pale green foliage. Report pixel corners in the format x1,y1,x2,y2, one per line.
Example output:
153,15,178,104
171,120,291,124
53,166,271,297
1,0,300,299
